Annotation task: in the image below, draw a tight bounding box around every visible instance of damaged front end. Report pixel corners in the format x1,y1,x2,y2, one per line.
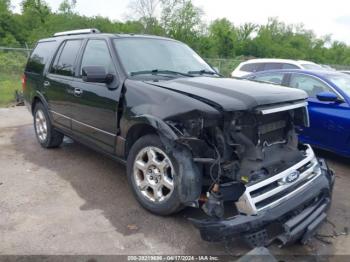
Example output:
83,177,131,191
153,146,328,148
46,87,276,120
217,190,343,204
169,100,335,246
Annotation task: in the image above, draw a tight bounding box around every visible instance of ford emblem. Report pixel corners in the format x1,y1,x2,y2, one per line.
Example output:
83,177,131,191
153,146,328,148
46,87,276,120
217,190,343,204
285,171,300,183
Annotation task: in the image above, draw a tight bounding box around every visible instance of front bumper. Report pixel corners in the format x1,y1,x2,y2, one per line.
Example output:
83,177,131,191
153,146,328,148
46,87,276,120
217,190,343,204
191,159,335,246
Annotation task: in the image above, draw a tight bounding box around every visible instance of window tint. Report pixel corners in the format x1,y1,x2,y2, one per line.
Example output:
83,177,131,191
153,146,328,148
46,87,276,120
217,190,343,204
51,40,82,76
290,74,333,97
80,40,115,75
26,41,56,74
282,63,299,69
240,63,264,73
264,63,283,70
254,72,285,85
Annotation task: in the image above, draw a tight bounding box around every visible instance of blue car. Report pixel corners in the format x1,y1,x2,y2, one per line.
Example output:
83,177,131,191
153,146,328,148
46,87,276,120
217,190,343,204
244,69,350,157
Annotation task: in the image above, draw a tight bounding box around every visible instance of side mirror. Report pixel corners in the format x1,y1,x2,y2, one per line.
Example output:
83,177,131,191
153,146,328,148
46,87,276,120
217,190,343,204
316,91,338,102
82,66,114,84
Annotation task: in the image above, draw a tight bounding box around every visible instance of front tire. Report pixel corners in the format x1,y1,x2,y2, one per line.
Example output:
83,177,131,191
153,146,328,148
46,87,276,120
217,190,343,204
127,134,183,215
33,102,63,148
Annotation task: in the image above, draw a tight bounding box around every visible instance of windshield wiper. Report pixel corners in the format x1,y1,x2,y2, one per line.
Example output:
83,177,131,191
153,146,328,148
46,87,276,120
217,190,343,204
130,69,194,77
188,69,222,77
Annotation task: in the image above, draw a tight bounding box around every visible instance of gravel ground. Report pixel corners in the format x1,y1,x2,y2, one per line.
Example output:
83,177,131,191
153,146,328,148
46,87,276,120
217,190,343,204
0,106,349,258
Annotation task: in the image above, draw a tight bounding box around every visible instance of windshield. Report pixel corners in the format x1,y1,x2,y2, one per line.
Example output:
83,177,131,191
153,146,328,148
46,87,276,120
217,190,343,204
327,74,350,96
301,63,324,70
113,38,214,76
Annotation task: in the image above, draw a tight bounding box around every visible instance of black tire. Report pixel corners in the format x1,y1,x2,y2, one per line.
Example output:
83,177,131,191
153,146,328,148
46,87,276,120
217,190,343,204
127,134,183,216
33,102,64,148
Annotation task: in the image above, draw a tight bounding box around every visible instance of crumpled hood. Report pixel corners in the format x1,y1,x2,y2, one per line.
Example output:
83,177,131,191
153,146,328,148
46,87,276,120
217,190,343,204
147,77,307,111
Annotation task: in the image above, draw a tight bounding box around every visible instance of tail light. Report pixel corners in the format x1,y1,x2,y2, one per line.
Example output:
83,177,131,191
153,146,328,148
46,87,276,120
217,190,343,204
21,74,26,91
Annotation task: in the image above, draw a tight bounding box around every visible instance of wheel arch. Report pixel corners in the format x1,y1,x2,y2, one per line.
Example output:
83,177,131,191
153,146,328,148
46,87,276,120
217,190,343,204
124,114,179,158
31,92,49,114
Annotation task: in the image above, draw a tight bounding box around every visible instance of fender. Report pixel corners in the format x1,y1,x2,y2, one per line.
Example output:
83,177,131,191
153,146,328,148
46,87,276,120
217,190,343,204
128,114,202,206
130,114,179,141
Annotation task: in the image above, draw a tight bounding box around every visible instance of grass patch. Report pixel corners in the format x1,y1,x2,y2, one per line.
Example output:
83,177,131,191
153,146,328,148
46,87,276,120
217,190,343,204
0,73,21,107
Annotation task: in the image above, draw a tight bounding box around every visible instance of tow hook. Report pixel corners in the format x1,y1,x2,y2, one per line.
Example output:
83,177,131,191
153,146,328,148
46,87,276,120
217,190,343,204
202,184,224,218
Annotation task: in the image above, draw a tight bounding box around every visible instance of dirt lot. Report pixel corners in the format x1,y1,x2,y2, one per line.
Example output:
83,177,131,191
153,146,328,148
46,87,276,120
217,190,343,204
0,106,349,257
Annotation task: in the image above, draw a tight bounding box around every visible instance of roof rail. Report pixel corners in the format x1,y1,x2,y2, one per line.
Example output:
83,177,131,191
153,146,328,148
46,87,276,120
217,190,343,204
53,28,100,37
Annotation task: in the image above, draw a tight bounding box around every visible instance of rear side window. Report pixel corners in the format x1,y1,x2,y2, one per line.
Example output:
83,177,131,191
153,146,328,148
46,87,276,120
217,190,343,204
50,40,82,76
240,63,264,73
26,41,56,74
263,63,283,70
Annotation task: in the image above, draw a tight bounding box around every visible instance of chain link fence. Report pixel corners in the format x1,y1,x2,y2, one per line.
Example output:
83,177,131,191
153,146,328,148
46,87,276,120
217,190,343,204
1,46,350,106
206,58,243,77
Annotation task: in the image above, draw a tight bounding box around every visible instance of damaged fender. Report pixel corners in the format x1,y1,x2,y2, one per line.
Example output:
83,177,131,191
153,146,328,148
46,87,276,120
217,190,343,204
130,114,202,206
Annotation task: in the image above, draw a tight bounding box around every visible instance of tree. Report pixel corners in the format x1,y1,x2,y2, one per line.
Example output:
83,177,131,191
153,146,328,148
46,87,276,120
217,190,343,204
58,0,77,15
160,0,204,47
129,0,160,19
208,18,237,58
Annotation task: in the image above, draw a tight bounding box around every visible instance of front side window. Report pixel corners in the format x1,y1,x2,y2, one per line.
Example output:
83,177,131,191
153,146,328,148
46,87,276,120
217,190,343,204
51,40,82,76
113,38,213,75
282,63,299,69
290,74,333,97
326,74,350,97
80,40,115,75
26,41,56,74
254,72,285,85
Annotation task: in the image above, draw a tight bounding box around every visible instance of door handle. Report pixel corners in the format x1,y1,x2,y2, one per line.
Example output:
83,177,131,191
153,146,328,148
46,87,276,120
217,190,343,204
43,81,50,87
74,88,83,96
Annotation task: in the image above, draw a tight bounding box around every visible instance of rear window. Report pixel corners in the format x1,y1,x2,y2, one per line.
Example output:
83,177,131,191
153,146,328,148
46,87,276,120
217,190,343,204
25,41,56,74
301,64,324,70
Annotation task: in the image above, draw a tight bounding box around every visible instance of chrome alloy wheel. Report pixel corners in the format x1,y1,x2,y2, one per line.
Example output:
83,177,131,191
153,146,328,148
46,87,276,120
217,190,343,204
133,146,175,203
35,109,48,142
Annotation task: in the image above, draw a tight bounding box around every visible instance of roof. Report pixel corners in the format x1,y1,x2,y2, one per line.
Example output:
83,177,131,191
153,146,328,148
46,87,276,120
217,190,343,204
38,32,177,43
241,58,316,65
245,69,348,79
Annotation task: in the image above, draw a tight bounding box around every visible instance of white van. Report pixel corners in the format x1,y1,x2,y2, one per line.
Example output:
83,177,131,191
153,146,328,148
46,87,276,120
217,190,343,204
231,58,324,77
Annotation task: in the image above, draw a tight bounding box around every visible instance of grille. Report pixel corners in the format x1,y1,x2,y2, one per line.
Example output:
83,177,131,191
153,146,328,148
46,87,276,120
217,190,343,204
236,145,322,215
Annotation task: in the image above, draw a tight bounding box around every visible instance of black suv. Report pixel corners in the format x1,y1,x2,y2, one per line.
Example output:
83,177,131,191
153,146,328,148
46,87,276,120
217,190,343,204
23,29,334,246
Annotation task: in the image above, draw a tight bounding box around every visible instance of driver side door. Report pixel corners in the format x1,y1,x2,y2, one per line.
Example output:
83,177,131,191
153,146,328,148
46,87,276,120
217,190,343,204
69,39,121,153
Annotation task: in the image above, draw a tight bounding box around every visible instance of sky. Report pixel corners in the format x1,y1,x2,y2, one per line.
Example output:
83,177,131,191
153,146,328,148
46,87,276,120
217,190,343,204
11,0,350,44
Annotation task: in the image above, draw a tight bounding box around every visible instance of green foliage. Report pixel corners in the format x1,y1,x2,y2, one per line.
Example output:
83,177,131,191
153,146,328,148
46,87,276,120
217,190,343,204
0,72,21,107
1,0,350,66
208,18,237,58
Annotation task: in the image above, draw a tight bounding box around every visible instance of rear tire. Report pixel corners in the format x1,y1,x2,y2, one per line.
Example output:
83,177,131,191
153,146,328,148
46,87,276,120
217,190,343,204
127,134,183,216
33,102,63,148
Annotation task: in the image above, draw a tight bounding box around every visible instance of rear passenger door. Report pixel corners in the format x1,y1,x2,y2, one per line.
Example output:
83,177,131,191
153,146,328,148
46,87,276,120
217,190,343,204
69,39,120,153
45,39,83,130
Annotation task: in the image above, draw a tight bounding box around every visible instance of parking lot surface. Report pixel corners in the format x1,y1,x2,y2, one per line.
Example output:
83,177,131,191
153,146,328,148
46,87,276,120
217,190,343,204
0,107,349,256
